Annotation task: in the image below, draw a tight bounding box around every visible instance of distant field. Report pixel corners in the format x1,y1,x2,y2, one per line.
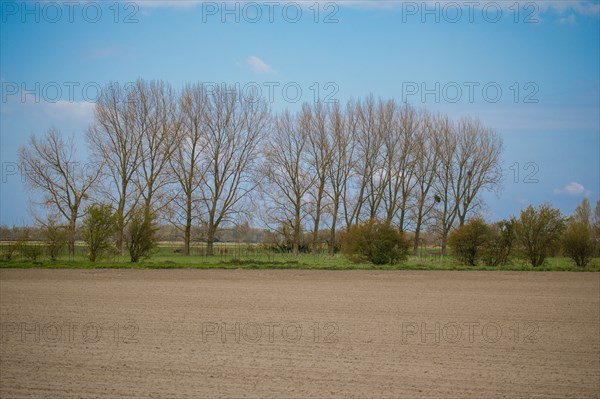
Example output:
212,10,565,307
1,269,598,398
1,242,599,271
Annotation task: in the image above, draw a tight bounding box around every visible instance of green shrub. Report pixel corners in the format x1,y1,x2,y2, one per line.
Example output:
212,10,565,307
562,222,595,267
515,204,565,267
2,242,18,261
127,210,158,263
82,204,117,262
482,219,516,266
21,244,43,261
42,217,68,261
448,218,490,266
341,219,409,265
13,231,41,261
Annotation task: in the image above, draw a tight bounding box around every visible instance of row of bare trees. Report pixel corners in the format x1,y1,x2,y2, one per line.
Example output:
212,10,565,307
261,97,503,255
18,79,502,257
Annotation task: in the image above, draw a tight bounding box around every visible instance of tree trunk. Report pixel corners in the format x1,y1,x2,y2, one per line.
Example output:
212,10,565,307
329,202,339,256
413,213,423,256
441,234,448,256
68,214,77,257
312,182,326,252
206,212,216,256
115,181,127,256
293,206,301,257
312,208,321,253
206,226,215,256
458,213,466,226
206,239,214,256
115,209,125,256
398,212,405,233
115,230,124,256
184,220,191,256
183,195,192,256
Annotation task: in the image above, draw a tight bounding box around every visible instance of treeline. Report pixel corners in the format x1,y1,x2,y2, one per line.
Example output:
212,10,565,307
0,223,271,246
15,79,505,260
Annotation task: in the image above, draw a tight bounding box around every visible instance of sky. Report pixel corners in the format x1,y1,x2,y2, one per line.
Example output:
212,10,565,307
0,0,599,226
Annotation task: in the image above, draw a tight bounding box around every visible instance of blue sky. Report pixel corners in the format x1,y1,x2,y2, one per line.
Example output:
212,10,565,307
1,0,599,225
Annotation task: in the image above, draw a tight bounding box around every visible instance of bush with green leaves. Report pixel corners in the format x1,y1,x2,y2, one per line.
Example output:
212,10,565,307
341,219,409,265
127,210,158,263
514,204,565,267
13,230,41,261
2,242,18,261
562,222,595,267
81,204,116,262
448,218,490,266
42,217,68,261
482,219,516,266
22,244,43,261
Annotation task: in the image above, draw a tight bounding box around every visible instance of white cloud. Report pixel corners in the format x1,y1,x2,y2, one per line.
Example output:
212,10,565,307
3,89,96,126
246,56,274,74
553,182,592,196
44,100,96,122
538,1,600,16
558,15,576,24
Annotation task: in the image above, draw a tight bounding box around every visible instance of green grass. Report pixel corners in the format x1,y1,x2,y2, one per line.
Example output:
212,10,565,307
1,243,599,271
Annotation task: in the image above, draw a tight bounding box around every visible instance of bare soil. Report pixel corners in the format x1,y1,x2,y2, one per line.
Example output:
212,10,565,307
1,269,598,398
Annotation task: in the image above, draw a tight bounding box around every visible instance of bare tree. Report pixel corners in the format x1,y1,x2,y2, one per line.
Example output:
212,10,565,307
378,99,399,223
361,97,387,221
340,100,361,228
343,96,386,225
326,101,357,255
432,116,503,254
198,85,269,256
453,117,503,226
87,82,142,254
410,112,440,255
304,102,333,251
573,197,592,226
133,80,182,217
432,114,459,254
380,102,420,230
262,110,315,256
19,128,102,256
168,83,207,255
